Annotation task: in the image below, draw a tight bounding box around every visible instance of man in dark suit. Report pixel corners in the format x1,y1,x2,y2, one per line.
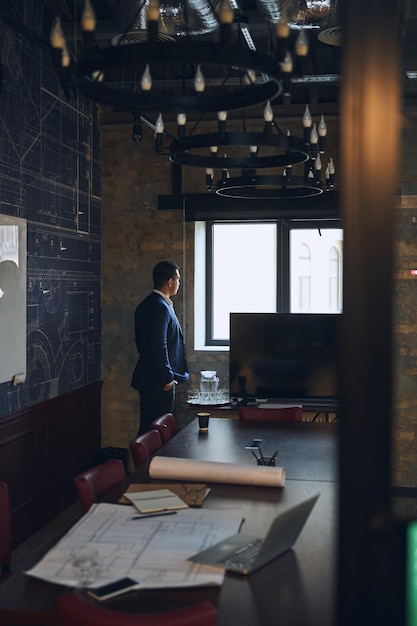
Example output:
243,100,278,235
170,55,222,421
131,261,189,434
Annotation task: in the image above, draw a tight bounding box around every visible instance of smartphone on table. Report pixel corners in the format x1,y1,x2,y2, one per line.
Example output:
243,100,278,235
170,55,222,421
86,577,138,601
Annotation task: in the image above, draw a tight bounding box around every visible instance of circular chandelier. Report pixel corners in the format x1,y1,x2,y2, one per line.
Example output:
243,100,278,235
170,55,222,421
49,0,312,115
138,101,336,200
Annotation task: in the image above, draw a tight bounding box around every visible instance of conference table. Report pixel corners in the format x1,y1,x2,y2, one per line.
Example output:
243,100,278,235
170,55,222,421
0,418,338,626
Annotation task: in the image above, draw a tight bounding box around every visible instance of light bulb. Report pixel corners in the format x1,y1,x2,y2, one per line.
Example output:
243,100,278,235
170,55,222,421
276,11,290,39
92,70,104,82
62,43,71,68
194,65,205,93
219,0,234,24
147,0,160,21
250,145,258,154
315,154,322,170
280,50,293,74
155,113,164,135
206,168,214,177
329,157,335,174
177,113,186,126
303,105,312,128
264,101,273,122
244,69,256,84
141,65,152,91
218,111,227,121
325,163,330,179
310,123,318,144
318,115,327,137
81,0,96,31
210,146,218,155
295,28,309,57
50,17,65,49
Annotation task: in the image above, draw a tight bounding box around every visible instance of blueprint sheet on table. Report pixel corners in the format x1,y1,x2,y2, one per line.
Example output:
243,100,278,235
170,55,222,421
26,503,243,589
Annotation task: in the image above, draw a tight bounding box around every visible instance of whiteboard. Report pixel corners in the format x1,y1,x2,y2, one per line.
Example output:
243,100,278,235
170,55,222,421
0,215,27,384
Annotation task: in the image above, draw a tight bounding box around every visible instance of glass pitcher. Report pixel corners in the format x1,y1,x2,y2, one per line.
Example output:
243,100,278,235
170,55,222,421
200,370,219,396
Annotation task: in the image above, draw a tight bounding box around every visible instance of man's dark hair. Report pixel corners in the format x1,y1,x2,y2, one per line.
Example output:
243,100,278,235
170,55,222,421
153,261,179,289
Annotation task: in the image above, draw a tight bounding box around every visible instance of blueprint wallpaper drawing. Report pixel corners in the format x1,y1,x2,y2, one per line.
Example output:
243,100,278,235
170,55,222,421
0,0,102,417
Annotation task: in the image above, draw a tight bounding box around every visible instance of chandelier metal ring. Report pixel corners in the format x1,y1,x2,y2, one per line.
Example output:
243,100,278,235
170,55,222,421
215,175,324,199
76,41,283,114
170,132,309,168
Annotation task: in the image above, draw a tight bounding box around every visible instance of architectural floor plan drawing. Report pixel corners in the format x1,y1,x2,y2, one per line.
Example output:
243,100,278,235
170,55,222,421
0,0,101,417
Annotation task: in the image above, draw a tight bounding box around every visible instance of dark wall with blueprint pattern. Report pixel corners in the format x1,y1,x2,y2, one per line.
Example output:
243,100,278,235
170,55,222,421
0,0,101,417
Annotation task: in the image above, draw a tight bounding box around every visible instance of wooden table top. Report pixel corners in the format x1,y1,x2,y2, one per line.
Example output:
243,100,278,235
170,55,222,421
0,419,338,626
158,418,338,483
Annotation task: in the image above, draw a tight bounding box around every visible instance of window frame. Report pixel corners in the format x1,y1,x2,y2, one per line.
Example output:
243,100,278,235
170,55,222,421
204,218,341,347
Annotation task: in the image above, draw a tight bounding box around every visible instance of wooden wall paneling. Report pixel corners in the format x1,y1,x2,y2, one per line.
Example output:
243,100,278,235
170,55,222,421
0,381,102,546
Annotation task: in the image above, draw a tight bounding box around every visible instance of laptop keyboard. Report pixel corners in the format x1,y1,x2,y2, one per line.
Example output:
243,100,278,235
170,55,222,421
220,539,263,569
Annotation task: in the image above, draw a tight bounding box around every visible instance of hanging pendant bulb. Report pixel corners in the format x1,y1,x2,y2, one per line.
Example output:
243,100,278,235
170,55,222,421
264,101,273,122
61,42,71,68
219,0,234,24
155,113,164,153
210,145,218,157
147,0,160,22
155,113,164,134
280,50,293,74
218,111,227,133
318,115,327,152
50,17,65,49
303,105,312,143
276,10,290,39
81,0,96,32
264,101,274,134
194,65,205,93
303,105,312,128
310,123,318,144
315,154,322,183
244,69,256,85
295,28,309,57
329,157,335,187
177,113,186,137
141,65,152,91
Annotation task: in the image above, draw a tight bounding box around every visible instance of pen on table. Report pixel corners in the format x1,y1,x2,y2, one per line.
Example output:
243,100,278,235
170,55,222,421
131,511,178,520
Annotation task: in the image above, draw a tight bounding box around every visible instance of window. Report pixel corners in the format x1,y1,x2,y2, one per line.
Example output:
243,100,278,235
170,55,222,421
194,221,343,348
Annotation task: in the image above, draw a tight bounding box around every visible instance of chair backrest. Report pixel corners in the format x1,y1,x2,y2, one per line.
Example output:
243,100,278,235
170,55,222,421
0,481,12,574
150,412,177,444
74,459,126,514
238,406,303,422
129,429,163,469
56,592,218,626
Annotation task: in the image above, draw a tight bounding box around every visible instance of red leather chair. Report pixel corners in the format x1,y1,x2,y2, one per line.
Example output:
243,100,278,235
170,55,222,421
74,459,126,514
0,481,12,575
129,429,163,470
56,593,218,626
150,413,177,444
238,405,303,422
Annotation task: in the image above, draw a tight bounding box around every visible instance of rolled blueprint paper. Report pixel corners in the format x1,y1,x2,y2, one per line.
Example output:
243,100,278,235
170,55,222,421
149,456,285,487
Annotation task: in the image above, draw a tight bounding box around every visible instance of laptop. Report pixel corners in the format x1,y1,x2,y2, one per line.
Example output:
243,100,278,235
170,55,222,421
188,494,319,575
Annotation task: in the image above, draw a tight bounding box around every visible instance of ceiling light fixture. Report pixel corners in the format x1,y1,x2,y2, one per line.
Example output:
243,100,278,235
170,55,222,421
46,0,315,114
139,101,335,199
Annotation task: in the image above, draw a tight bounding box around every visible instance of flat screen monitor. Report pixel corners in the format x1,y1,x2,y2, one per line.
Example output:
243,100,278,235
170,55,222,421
229,313,340,406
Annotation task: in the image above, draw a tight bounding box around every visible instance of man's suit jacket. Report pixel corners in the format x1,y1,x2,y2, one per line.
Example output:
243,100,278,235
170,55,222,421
131,291,188,391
